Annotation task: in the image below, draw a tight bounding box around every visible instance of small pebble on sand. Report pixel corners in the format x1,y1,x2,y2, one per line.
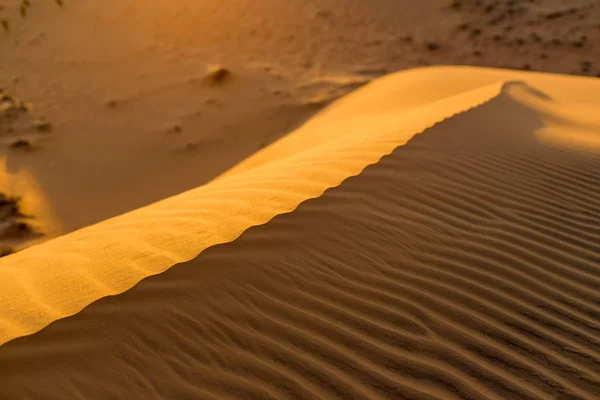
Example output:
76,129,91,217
426,42,441,51
33,120,52,132
10,139,33,150
205,66,232,85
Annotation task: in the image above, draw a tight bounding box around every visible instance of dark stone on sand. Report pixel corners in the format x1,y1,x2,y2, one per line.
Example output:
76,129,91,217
544,11,563,20
426,42,441,51
205,66,231,84
33,120,52,132
470,28,482,37
10,139,32,150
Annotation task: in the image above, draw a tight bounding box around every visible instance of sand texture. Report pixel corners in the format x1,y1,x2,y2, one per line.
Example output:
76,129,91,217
1,0,599,243
0,66,598,399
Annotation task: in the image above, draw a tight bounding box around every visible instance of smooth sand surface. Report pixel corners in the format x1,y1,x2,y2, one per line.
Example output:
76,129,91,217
0,66,598,399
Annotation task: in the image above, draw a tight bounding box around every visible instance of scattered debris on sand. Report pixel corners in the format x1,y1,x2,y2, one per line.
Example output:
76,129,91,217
0,89,52,148
0,193,42,257
435,0,600,75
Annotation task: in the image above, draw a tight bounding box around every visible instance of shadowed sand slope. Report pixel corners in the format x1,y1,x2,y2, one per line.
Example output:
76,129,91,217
0,82,599,399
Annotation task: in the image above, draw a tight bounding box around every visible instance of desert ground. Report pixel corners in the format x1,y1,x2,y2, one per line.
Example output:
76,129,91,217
0,1,599,399
0,0,599,248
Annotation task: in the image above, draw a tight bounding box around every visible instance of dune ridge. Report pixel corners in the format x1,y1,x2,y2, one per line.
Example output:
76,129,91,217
0,68,511,345
0,79,598,399
218,67,600,180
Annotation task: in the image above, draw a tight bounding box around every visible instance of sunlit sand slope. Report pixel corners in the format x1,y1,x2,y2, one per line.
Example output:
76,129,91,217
0,67,599,399
0,67,507,344
1,79,598,399
219,66,600,178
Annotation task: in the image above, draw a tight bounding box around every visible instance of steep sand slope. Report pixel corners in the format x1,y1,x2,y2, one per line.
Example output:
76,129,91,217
0,67,599,398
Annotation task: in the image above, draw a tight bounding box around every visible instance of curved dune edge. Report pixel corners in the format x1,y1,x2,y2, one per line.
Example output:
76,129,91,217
0,66,596,346
216,66,599,179
0,80,598,399
0,69,504,345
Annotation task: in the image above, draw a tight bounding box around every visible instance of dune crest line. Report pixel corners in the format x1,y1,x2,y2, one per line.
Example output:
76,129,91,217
0,70,506,345
0,78,598,399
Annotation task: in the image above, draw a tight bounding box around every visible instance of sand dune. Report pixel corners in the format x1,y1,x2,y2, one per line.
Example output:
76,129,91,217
1,0,598,239
0,67,506,344
0,67,599,398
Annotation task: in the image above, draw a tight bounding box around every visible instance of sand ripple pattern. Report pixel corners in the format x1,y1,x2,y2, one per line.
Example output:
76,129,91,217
0,84,599,399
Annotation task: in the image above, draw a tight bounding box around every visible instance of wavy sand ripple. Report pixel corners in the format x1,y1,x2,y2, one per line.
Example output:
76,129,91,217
0,81,598,399
0,68,505,344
